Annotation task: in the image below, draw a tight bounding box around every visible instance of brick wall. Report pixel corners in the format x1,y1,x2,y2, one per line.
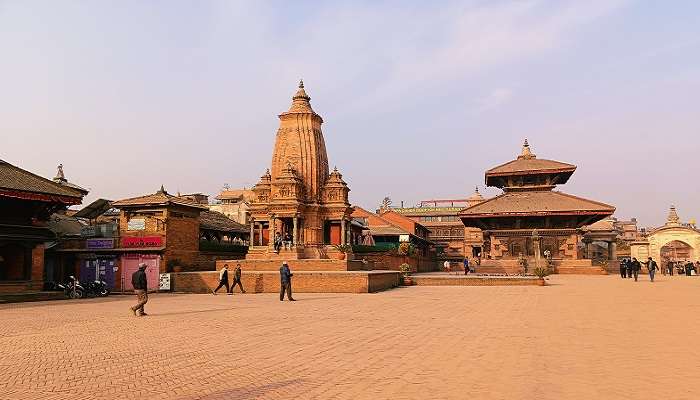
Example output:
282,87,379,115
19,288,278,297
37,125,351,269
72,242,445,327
412,275,544,286
356,252,437,273
215,259,369,272
170,271,400,294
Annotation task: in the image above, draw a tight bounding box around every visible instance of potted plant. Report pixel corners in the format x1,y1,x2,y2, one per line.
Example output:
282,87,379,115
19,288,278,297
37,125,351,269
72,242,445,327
333,244,352,260
533,266,551,284
399,263,413,285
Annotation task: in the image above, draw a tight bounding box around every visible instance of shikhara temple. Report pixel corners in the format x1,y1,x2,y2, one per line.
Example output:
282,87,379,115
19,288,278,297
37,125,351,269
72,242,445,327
247,80,353,260
460,140,616,273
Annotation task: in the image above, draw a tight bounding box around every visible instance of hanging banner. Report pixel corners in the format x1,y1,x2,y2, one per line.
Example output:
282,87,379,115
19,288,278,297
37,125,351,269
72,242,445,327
121,236,163,248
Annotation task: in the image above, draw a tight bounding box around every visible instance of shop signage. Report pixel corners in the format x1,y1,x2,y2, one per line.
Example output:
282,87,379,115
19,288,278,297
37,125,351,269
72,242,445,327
127,218,146,231
86,238,114,250
121,236,163,248
399,234,410,242
159,273,171,291
80,226,97,237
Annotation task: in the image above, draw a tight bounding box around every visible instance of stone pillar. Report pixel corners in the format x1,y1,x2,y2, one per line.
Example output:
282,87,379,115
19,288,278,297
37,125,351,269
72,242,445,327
340,219,346,246
608,241,617,261
585,242,592,259
258,223,263,246
249,220,254,248
269,216,277,249
293,217,298,246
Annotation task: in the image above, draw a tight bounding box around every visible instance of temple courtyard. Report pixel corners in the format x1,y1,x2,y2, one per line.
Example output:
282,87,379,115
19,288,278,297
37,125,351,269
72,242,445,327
1,275,699,400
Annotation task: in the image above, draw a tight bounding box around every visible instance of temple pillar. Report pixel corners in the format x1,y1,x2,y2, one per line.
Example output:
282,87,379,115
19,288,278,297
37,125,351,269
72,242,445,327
341,219,346,246
258,223,263,246
608,241,617,261
293,217,298,246
249,220,254,248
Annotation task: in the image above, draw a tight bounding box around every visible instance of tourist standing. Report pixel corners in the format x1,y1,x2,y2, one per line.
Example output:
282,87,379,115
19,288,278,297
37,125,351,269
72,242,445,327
619,258,627,278
463,258,469,275
231,263,246,294
212,264,230,295
279,261,295,301
443,260,451,274
274,232,282,253
283,231,293,250
667,261,674,276
685,261,693,276
644,257,659,282
130,263,148,316
630,257,641,281
626,258,635,279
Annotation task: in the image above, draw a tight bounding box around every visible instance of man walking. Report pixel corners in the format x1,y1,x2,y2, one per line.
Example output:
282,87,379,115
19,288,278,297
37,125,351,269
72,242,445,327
668,261,674,276
231,263,246,294
212,264,230,295
630,257,641,281
619,258,627,278
463,258,469,275
130,263,148,316
626,258,635,279
279,261,295,301
645,257,659,282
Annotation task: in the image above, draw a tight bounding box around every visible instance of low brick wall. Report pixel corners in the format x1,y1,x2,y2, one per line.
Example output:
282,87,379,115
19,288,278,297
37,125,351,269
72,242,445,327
214,259,368,272
477,259,607,275
170,271,400,294
355,252,437,273
412,274,544,286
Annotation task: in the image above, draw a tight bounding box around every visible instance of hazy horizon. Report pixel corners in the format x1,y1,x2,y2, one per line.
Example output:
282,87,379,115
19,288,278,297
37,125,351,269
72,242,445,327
2,1,699,227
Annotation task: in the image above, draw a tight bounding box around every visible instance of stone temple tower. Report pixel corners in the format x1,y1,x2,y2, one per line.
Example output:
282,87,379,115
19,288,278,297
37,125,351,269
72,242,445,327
248,81,353,259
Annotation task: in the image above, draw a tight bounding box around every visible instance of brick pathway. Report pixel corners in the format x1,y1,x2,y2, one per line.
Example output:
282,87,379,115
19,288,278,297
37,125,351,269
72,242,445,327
1,275,699,399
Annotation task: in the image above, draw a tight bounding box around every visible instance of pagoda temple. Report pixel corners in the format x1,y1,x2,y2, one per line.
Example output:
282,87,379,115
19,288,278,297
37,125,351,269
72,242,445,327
460,140,615,269
247,81,353,259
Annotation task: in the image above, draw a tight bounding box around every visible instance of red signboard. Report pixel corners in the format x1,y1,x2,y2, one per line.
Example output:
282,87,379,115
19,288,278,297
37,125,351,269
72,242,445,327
121,236,163,248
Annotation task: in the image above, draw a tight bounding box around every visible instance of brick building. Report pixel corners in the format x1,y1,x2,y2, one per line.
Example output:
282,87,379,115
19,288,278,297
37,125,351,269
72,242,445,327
0,160,85,294
393,187,487,262
209,189,254,225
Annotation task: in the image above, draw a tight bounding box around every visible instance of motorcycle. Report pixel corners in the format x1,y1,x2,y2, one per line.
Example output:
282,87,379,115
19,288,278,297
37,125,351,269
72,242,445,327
58,276,84,299
83,280,110,297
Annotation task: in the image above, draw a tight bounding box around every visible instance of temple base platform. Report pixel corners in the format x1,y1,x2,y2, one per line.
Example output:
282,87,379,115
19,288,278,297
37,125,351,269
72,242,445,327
411,272,544,286
170,270,401,294
475,259,608,275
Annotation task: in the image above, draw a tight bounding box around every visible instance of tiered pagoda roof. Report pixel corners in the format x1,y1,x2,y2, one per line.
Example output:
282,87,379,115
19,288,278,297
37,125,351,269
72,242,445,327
113,186,208,210
461,140,614,226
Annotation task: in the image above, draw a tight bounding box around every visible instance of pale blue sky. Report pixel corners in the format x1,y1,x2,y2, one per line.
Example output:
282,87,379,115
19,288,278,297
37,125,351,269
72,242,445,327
1,1,698,227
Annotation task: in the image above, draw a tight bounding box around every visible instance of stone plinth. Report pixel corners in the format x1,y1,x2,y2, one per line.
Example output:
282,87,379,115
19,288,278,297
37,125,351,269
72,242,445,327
170,270,400,294
215,258,370,272
411,273,544,286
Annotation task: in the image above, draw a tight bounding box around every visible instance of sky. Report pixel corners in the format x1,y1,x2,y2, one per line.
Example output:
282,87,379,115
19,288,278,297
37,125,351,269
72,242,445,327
1,0,699,228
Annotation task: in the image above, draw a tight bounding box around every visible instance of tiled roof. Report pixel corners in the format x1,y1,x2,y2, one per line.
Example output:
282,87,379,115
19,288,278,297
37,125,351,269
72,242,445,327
113,190,208,210
215,189,255,201
460,191,615,217
0,159,84,202
486,158,576,177
199,210,247,233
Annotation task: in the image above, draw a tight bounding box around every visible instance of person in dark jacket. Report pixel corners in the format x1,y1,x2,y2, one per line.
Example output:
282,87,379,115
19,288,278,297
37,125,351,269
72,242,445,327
463,258,470,275
231,263,246,294
130,263,148,316
630,258,641,281
685,261,694,276
279,261,295,301
212,264,230,295
643,257,659,282
619,258,628,278
667,261,674,276
626,258,635,279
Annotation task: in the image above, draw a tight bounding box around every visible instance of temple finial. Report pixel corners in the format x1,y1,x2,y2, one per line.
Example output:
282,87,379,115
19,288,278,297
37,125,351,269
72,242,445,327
475,186,479,194
54,163,66,182
299,79,304,89
158,184,166,194
518,138,535,159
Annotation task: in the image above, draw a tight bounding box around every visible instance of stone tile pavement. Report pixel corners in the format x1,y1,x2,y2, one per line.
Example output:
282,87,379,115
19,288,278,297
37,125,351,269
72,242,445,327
1,274,699,399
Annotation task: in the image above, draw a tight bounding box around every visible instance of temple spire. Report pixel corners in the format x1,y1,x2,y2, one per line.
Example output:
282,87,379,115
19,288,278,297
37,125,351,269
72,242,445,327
518,138,536,160
53,163,66,183
666,205,680,225
158,185,167,195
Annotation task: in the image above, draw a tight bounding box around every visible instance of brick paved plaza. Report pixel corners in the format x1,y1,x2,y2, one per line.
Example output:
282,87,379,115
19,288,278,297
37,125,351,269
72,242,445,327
1,275,699,400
